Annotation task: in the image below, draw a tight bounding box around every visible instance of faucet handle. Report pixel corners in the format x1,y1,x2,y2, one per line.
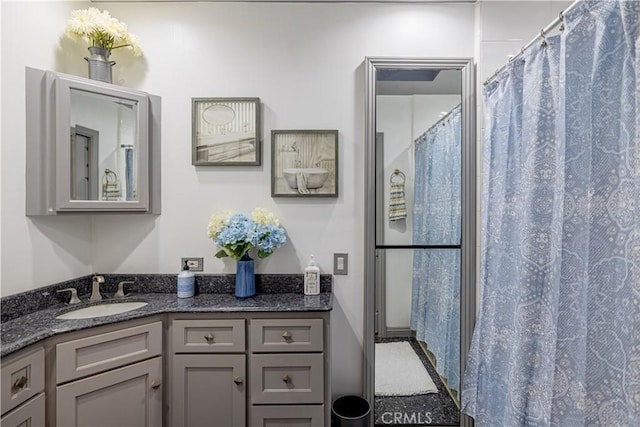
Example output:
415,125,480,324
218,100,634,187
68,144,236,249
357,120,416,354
90,275,104,302
57,288,81,305
114,281,135,298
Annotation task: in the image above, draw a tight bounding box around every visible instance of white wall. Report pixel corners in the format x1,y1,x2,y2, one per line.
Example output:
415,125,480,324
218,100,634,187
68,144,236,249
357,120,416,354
1,1,475,396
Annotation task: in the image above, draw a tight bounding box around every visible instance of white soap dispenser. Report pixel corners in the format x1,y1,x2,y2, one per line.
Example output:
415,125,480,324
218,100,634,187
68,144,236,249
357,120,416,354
304,255,320,295
177,260,195,298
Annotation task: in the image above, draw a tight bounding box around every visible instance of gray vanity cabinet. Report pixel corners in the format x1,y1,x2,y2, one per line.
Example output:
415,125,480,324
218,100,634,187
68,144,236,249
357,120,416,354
54,321,163,426
0,346,45,427
169,314,330,427
170,319,247,426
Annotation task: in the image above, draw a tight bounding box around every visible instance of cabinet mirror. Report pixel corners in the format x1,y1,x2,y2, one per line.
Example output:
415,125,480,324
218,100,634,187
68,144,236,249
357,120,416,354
364,58,476,426
26,68,161,215
69,89,140,203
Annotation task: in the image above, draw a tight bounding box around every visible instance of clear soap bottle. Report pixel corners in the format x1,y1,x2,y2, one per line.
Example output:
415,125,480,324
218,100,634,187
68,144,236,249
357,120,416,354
304,255,320,295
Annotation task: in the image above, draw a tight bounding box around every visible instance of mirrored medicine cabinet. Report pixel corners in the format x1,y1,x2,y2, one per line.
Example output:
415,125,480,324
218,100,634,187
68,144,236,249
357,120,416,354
26,67,161,215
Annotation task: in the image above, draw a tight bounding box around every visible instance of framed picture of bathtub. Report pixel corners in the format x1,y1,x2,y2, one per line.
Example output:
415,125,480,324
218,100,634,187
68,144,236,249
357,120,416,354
271,129,339,197
192,97,261,166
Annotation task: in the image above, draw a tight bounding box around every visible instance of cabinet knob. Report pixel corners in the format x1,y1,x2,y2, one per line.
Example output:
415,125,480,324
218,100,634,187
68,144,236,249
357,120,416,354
204,333,215,343
233,376,244,385
150,380,161,390
281,331,292,340
282,374,291,383
11,375,28,393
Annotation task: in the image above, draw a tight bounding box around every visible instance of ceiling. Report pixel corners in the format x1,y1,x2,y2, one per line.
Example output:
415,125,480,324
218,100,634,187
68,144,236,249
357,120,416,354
377,69,462,96
96,0,476,3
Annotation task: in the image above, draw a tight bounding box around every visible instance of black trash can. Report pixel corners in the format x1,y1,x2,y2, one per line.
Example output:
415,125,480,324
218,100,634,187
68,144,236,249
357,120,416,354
331,395,371,427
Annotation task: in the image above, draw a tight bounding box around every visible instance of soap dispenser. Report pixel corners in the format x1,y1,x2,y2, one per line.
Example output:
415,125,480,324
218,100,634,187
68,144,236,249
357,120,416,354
304,255,320,295
177,260,195,298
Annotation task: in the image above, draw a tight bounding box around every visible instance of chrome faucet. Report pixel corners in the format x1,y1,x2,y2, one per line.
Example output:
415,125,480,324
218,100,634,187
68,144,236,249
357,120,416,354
90,275,105,302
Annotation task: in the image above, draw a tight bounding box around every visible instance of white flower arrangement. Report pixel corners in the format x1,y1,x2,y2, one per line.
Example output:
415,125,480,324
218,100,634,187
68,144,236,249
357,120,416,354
65,7,142,56
208,208,287,261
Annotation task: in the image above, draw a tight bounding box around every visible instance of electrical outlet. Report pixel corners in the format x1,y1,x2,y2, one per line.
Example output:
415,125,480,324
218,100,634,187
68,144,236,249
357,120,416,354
181,257,204,272
333,253,348,275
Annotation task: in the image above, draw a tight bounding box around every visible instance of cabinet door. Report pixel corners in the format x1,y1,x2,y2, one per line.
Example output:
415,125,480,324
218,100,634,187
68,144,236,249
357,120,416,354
0,393,45,427
172,354,246,427
56,356,162,427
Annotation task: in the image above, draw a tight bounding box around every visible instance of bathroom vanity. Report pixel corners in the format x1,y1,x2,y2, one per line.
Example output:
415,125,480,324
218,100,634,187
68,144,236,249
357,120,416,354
0,276,332,427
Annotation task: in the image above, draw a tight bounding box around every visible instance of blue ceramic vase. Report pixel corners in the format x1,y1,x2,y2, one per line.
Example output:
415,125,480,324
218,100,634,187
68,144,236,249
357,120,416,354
235,254,255,298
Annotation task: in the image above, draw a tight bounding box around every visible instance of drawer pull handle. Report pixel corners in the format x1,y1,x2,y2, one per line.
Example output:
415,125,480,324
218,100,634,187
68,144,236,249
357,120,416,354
282,331,292,340
282,374,292,383
204,333,215,343
150,381,161,390
11,376,28,393
233,376,244,385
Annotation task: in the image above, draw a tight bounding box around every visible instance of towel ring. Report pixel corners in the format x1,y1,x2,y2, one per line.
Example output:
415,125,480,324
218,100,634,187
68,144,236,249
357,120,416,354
390,169,406,184
103,168,118,184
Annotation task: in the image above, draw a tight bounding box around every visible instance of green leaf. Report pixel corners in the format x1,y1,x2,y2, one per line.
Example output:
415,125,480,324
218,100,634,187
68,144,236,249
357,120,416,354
214,249,228,259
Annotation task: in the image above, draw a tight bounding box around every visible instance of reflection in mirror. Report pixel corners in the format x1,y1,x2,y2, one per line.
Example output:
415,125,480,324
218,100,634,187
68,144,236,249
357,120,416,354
365,58,475,427
69,89,139,201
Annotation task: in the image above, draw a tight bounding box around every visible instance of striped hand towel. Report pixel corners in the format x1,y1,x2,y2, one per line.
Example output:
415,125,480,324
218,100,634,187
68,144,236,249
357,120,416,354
389,182,407,221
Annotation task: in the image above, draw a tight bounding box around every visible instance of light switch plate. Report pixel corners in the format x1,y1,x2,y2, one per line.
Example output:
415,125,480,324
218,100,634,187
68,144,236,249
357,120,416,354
333,253,348,275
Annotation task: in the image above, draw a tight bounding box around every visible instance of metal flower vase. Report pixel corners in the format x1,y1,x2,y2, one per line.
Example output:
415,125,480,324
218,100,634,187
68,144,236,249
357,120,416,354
235,254,256,298
85,47,115,84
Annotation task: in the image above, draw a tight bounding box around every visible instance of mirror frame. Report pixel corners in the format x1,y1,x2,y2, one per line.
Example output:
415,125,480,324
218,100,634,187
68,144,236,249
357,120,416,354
55,74,150,211
364,57,476,427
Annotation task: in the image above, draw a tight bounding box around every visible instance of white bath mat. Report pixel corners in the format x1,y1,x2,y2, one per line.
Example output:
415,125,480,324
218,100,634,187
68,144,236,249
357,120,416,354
375,341,438,396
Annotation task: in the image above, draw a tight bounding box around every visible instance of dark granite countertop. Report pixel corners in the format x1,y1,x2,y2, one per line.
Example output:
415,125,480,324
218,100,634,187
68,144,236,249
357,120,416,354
1,274,333,359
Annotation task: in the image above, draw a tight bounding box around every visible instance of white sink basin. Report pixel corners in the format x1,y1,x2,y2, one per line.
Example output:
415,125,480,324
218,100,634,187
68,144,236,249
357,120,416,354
56,302,148,320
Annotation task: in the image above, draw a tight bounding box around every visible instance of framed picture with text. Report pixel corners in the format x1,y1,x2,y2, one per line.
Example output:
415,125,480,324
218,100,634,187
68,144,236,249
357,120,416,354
192,97,261,166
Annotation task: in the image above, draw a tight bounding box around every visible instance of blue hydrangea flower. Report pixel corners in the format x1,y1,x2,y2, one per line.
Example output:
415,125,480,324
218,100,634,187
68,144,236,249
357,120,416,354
209,210,286,260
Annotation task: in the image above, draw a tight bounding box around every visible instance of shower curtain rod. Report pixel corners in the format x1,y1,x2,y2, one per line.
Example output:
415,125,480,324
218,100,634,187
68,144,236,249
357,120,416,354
483,0,582,86
416,103,462,143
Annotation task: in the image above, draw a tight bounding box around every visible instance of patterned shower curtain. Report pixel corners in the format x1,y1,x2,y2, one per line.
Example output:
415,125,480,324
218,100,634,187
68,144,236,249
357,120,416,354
462,1,639,426
411,104,462,392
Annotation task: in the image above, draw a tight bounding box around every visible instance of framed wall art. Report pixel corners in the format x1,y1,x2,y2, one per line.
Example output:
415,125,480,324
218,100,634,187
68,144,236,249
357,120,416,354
271,129,338,197
192,97,261,166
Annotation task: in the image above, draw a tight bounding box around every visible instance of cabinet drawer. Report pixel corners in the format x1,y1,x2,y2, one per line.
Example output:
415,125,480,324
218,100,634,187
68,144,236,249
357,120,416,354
0,392,45,427
250,354,324,404
250,318,323,353
172,319,245,353
250,405,324,427
56,321,162,383
1,346,44,415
